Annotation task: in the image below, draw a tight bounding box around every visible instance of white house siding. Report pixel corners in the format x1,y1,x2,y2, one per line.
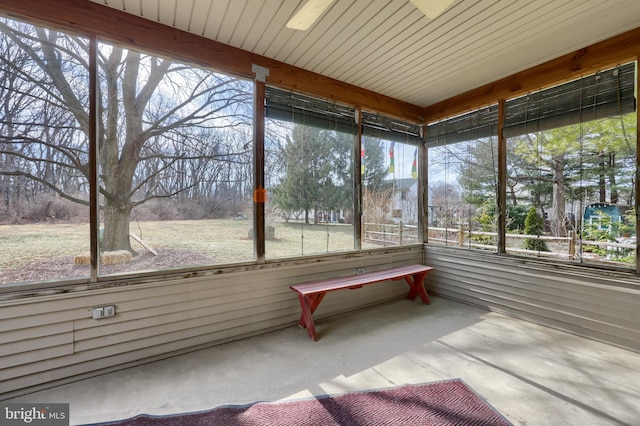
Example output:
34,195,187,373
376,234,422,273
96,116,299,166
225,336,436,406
0,246,423,398
424,245,640,353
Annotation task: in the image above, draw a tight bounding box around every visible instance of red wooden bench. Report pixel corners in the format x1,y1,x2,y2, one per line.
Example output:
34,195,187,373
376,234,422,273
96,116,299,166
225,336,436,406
290,264,434,341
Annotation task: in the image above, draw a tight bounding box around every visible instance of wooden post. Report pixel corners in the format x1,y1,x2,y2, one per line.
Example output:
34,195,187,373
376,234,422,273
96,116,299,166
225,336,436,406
569,230,576,260
636,64,640,274
383,224,387,246
419,125,428,244
354,108,363,250
497,99,507,254
253,66,267,263
89,35,99,281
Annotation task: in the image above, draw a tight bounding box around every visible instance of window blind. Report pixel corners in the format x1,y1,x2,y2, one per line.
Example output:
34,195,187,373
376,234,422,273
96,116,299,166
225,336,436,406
265,87,422,144
426,105,499,147
265,86,356,134
504,62,636,137
360,110,422,145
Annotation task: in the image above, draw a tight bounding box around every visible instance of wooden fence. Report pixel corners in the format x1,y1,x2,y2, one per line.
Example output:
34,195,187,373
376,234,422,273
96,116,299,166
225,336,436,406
363,222,419,246
427,226,635,261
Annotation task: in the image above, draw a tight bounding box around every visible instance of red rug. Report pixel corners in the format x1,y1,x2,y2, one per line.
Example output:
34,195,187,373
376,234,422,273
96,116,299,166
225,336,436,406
95,379,511,426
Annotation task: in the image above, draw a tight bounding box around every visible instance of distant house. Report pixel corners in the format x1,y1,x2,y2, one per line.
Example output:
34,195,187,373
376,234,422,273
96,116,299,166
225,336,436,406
389,178,418,224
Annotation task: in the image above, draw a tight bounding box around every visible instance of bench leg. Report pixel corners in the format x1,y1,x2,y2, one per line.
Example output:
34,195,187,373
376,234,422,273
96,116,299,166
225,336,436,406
404,272,431,304
296,293,325,341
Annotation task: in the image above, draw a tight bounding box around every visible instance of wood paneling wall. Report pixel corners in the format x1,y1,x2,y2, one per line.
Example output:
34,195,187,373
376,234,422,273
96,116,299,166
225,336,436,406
424,246,640,353
0,248,422,398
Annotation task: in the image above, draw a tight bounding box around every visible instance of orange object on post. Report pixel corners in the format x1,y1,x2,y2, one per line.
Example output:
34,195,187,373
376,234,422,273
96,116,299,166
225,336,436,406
254,187,267,203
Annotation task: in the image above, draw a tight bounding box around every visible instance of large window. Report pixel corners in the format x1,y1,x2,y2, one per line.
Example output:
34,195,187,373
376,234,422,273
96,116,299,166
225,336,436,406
0,17,254,286
96,43,254,276
0,14,423,289
504,63,636,267
426,62,637,270
361,111,422,247
263,91,423,257
427,106,499,250
265,88,356,258
0,18,91,284
4,15,634,290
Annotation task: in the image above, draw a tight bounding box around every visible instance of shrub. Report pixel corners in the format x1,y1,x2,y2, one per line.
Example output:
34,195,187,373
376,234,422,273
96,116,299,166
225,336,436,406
523,207,549,251
25,194,88,223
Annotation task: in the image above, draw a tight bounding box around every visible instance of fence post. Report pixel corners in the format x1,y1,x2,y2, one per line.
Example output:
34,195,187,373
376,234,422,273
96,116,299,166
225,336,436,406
458,224,464,247
569,230,575,259
399,221,403,244
383,224,386,246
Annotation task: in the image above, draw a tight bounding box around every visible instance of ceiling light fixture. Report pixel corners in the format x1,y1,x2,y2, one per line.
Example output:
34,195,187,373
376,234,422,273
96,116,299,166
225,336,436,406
408,0,456,19
287,0,455,32
286,0,335,31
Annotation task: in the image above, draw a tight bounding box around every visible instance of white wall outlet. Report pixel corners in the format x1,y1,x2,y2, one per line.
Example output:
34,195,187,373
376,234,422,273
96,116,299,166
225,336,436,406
92,305,116,319
356,268,365,275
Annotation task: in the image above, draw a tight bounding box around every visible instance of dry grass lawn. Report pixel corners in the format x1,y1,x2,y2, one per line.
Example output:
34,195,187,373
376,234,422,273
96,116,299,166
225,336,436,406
0,219,357,284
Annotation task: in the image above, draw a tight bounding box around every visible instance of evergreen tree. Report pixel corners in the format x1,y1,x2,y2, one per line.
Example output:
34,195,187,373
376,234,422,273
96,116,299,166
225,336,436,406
523,207,549,251
327,132,354,220
272,124,355,224
361,137,387,191
273,126,389,224
455,138,499,207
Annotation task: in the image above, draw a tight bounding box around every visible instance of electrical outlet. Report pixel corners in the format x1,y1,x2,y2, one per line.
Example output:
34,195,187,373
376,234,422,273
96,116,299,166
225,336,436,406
356,268,364,275
92,305,116,319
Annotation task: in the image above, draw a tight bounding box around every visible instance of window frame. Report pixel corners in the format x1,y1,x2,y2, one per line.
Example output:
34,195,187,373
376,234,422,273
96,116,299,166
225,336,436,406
425,62,639,274
0,19,425,293
1,8,638,295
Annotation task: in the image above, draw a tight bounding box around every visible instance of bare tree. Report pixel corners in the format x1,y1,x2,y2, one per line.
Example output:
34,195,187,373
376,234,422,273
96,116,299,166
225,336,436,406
0,18,252,251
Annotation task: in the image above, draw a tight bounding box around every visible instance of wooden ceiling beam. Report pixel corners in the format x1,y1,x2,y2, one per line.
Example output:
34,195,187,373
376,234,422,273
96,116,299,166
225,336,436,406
0,0,425,123
424,26,640,122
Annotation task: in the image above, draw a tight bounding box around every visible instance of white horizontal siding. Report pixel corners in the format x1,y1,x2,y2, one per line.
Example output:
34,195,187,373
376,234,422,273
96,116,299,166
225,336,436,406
0,247,423,398
424,246,640,353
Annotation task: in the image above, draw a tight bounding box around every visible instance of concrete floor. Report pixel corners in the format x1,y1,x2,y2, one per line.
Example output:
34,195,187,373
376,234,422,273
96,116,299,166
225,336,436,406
6,296,640,425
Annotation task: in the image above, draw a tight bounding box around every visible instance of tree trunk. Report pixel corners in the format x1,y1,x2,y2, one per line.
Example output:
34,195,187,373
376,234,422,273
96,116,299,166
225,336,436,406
598,151,606,203
508,184,518,205
608,153,618,204
98,51,170,253
551,155,566,237
103,202,134,253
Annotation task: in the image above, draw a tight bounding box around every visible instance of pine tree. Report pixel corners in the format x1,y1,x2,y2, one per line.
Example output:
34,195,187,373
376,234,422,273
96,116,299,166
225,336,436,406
523,207,549,251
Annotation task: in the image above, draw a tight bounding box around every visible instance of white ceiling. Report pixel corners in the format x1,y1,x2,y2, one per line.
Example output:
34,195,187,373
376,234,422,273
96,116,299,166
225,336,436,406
89,0,640,108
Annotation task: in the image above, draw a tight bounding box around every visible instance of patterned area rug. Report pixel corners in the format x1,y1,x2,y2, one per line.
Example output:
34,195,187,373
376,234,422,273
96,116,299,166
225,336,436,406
92,379,511,426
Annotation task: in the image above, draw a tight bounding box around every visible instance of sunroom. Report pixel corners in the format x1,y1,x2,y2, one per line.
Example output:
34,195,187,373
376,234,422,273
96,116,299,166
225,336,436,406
1,1,640,424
